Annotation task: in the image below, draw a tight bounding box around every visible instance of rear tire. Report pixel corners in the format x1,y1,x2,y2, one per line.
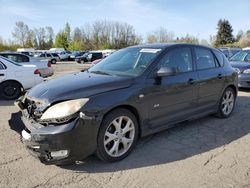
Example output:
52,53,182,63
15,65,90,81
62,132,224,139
96,109,138,162
51,59,56,64
216,87,236,118
0,81,22,100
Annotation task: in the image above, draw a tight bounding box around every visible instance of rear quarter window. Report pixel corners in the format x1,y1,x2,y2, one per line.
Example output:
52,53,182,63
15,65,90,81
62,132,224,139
20,55,29,62
213,50,224,67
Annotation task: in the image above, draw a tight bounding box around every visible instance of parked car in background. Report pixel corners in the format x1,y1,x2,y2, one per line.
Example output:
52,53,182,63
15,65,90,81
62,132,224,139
0,52,54,78
49,48,65,53
16,43,238,165
51,53,60,62
17,48,36,57
69,51,86,61
0,56,43,99
218,47,242,59
229,50,250,88
76,51,103,63
35,53,58,64
58,51,70,61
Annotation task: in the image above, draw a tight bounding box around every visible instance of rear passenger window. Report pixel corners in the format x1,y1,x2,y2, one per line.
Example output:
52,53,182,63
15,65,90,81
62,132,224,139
213,50,224,67
195,48,216,70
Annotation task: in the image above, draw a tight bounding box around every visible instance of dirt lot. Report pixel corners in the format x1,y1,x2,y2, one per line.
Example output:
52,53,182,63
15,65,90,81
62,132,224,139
1,61,250,188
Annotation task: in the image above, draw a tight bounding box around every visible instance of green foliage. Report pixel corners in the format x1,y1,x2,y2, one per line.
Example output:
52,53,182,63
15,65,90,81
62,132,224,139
214,19,235,47
54,31,69,49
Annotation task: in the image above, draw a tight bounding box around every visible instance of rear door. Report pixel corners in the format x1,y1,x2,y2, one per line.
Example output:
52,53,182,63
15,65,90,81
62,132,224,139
194,47,225,111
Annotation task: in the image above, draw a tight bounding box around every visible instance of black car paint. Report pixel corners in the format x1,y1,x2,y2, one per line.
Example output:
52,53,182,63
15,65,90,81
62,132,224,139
75,52,103,63
17,43,238,164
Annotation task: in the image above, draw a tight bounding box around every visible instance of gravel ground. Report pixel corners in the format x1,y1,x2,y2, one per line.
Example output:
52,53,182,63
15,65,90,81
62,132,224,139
1,61,250,188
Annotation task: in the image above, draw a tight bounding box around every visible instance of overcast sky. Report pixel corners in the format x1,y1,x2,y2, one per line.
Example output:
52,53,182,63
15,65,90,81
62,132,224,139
0,0,249,41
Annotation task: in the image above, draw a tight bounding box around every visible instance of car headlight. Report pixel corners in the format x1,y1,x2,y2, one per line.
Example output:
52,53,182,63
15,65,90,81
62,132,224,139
40,98,89,120
243,69,250,74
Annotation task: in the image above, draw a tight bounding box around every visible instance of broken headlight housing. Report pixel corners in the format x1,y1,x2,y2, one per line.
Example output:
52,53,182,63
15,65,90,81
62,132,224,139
40,98,89,123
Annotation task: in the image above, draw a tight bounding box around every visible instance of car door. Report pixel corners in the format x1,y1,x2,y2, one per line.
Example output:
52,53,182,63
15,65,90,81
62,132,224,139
146,47,199,129
0,62,7,83
194,47,226,111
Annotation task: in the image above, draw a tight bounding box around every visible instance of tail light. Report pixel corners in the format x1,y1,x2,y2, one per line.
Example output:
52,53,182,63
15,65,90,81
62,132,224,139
48,60,52,67
34,69,40,75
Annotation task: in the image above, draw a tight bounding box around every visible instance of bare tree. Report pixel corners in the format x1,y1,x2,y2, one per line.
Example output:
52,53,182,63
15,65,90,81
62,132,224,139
146,27,175,43
12,21,29,47
46,26,54,48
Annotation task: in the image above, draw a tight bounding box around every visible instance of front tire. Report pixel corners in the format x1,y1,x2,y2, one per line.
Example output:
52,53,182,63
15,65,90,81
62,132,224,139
96,109,138,162
216,87,236,118
0,81,22,100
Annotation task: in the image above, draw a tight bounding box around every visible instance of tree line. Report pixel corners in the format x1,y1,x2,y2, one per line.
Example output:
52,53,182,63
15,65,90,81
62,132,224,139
0,19,249,51
213,19,250,48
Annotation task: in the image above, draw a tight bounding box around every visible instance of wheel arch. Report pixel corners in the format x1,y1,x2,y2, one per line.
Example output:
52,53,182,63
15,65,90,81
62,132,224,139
0,79,24,90
225,84,237,96
103,104,142,137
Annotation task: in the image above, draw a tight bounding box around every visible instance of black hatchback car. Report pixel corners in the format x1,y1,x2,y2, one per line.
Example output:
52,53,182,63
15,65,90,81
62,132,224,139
15,43,238,165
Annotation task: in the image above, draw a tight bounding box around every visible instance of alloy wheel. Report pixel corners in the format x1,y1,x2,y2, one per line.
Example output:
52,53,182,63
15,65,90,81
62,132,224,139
104,116,135,157
221,90,235,116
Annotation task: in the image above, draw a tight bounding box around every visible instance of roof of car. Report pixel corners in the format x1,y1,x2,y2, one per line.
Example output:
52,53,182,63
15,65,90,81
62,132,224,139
129,43,212,49
0,52,29,56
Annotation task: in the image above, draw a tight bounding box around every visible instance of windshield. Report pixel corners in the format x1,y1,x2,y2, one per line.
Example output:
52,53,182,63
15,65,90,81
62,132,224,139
230,51,249,62
88,47,162,77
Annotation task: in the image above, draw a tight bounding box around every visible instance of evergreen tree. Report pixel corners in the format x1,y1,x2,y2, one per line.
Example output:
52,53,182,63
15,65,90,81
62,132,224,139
214,19,234,47
54,31,68,49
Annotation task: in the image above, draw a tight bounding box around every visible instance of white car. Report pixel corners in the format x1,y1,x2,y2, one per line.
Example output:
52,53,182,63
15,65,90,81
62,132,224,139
0,56,43,100
0,52,54,78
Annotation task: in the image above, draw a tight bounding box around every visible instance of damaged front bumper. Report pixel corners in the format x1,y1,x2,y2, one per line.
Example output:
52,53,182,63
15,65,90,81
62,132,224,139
16,99,101,165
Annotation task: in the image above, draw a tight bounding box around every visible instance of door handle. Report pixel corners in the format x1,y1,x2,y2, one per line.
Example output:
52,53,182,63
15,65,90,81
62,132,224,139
217,74,223,79
0,73,4,76
188,78,196,85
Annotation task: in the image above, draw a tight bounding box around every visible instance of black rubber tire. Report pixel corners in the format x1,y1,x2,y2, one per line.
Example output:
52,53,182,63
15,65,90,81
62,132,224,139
0,81,22,100
216,87,236,118
96,108,139,162
51,59,56,64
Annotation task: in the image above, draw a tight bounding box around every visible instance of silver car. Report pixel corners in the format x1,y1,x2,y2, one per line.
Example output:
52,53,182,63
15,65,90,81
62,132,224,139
35,53,59,64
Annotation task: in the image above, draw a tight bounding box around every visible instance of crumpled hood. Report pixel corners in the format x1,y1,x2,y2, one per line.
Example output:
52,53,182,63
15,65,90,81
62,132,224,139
230,61,250,71
27,71,133,105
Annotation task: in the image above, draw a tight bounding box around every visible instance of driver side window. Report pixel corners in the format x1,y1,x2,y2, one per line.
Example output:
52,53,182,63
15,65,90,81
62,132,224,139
159,47,193,73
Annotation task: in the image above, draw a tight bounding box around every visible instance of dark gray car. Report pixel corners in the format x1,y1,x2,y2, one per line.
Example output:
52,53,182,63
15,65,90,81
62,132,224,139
15,43,238,165
230,50,250,88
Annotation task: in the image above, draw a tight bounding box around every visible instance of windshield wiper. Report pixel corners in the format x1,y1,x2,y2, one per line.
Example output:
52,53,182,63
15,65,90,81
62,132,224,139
90,70,112,76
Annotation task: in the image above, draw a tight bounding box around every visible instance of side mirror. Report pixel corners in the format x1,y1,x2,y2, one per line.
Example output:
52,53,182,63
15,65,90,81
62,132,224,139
156,67,177,77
